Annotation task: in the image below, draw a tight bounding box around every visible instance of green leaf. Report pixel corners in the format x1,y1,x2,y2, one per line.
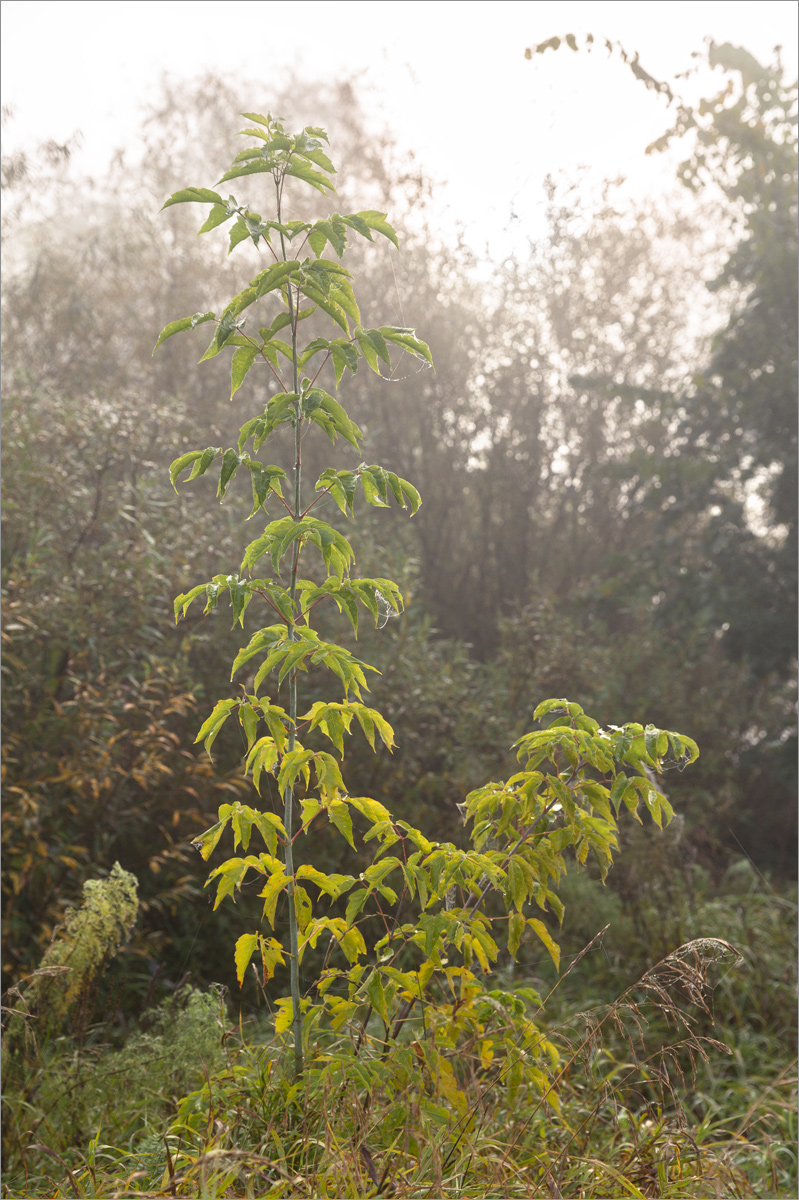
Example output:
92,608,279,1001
260,311,293,341
419,912,448,961
399,478,422,516
669,731,699,765
354,331,379,372
354,705,395,752
238,704,258,751
161,187,225,210
349,795,393,828
229,217,251,254
364,857,401,891
315,752,345,794
359,466,389,507
277,638,315,685
191,811,231,861
199,319,240,363
285,159,336,195
231,625,286,677
240,212,269,246
581,782,614,822
258,701,292,752
302,701,353,754
206,855,261,908
218,160,274,184
506,859,528,912
315,467,358,516
360,466,421,515
301,282,350,334
252,652,289,693
202,582,222,613
240,111,272,128
329,798,356,848
296,865,356,901
195,698,238,755
378,326,434,368
306,391,363,451
469,926,499,973
245,462,286,518
242,514,356,579
345,887,371,928
339,931,367,971
198,204,231,235
300,797,322,832
252,260,300,298
336,212,373,241
225,575,251,628
327,277,360,326
238,392,297,449
218,448,244,498
609,772,630,814
251,810,285,858
169,448,215,490
277,747,314,796
307,226,328,257
233,148,267,163
644,724,668,766
296,144,336,175
174,583,208,622
230,802,255,851
508,912,525,959
355,327,391,372
264,338,293,365
356,210,400,251
364,970,390,1023
309,218,346,258
153,311,215,352
330,340,359,386
230,345,258,398
621,782,644,824
628,775,668,828
218,308,246,350
532,698,570,722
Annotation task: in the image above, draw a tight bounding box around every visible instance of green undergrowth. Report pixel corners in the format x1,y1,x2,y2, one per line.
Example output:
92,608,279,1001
1,986,226,1198
3,867,795,1200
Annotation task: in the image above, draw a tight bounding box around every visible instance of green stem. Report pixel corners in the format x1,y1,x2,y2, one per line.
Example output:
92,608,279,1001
276,170,304,1079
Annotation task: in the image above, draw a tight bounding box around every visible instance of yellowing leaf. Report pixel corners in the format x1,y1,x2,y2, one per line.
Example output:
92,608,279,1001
234,932,259,986
527,918,561,971
258,870,288,927
294,885,313,933
275,997,293,1034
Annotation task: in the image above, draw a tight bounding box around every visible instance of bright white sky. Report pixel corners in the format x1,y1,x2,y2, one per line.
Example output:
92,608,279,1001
2,0,797,256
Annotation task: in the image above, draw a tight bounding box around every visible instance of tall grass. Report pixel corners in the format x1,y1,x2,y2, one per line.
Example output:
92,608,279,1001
4,865,794,1199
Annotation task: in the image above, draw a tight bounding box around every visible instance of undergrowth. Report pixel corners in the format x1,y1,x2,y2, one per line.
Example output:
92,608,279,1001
3,868,795,1199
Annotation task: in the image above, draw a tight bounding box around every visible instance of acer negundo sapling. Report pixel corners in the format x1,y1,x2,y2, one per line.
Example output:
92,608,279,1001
156,113,698,1083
